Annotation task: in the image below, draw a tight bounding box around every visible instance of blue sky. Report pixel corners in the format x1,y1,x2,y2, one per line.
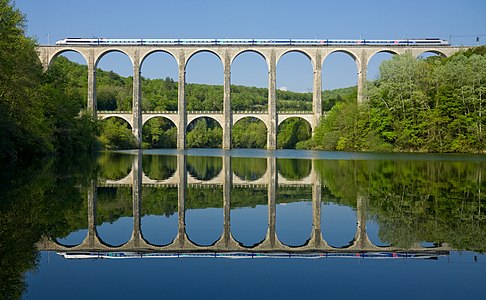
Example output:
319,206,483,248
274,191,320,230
16,0,486,91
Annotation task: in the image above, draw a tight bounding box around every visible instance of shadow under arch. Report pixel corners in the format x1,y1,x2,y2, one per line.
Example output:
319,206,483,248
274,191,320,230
231,49,269,69
140,49,178,67
277,49,315,69
417,50,447,58
323,49,360,69
276,117,312,150
232,117,268,149
366,49,399,65
142,116,177,149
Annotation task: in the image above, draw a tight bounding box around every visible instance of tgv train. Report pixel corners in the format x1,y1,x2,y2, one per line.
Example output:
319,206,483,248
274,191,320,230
55,38,451,46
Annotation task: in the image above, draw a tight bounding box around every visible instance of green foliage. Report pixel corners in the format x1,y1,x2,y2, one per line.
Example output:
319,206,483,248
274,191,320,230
0,1,98,162
186,118,222,148
232,118,267,148
312,51,486,153
98,118,137,150
277,118,312,149
142,118,176,149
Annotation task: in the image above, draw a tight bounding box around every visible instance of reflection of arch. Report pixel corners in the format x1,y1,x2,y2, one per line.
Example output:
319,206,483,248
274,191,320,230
142,155,178,180
186,156,223,181
95,49,134,68
232,157,267,181
48,49,88,68
277,158,312,181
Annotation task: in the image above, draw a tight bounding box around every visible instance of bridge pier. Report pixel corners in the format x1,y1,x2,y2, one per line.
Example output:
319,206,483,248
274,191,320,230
177,53,187,150
132,55,143,147
312,52,323,130
267,51,277,150
87,50,97,116
223,51,232,150
357,50,368,103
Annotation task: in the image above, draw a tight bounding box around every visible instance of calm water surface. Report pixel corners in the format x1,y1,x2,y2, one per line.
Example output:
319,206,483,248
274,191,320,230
1,149,485,299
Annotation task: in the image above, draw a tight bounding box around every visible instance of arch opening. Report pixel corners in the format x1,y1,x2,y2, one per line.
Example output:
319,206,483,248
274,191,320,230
187,117,222,148
142,117,177,149
97,151,133,181
141,186,179,246
230,187,268,247
99,117,137,150
185,51,223,112
140,51,179,112
96,186,134,247
367,51,396,81
321,200,357,248
186,156,222,181
417,51,445,60
232,117,267,149
322,51,359,111
277,158,311,181
277,51,313,112
96,51,133,112
142,155,177,180
276,186,313,247
277,117,311,149
185,186,223,246
231,51,268,112
232,157,267,181
48,51,88,110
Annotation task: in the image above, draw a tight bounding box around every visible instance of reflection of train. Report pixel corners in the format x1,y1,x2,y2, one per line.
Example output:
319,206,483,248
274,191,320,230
55,38,451,46
57,251,445,259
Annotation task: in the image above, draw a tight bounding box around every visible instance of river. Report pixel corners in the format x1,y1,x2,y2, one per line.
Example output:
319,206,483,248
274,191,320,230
1,149,485,299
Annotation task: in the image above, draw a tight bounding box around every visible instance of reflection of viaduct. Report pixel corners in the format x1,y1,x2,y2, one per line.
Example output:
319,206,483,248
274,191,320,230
37,44,466,149
37,152,450,254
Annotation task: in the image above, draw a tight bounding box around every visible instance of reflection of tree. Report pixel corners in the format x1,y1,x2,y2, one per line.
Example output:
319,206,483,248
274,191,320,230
142,155,177,180
0,156,96,299
186,156,222,180
232,157,267,181
277,158,311,180
316,159,486,251
97,152,133,180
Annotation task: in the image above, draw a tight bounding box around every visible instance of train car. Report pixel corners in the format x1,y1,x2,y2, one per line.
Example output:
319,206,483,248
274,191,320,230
55,38,451,46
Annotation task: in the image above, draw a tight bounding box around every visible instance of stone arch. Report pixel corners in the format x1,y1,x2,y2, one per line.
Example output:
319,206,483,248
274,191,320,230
322,49,360,71
185,49,224,69
142,116,177,149
366,49,400,65
277,115,312,129
95,49,134,69
139,50,179,112
277,49,315,69
276,117,312,149
416,49,448,59
231,49,269,69
99,115,133,128
232,114,267,127
187,115,223,129
47,48,89,68
232,117,268,149
186,116,223,148
140,49,178,66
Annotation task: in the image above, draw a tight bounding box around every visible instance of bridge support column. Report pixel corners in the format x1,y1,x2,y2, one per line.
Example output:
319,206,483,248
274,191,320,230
87,50,97,117
223,52,232,149
132,56,143,147
312,52,322,131
357,51,368,103
177,53,187,149
131,151,143,247
177,154,187,246
311,168,323,247
85,179,98,247
267,51,277,150
267,157,277,247
222,155,232,247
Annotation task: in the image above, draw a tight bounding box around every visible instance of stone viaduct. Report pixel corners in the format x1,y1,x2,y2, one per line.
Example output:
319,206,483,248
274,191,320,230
37,44,466,149
37,152,450,254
